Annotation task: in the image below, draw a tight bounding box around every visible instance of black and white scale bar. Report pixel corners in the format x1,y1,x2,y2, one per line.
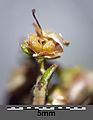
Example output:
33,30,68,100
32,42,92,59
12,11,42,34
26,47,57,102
35,106,55,110
69,107,86,111
7,107,23,111
7,106,86,111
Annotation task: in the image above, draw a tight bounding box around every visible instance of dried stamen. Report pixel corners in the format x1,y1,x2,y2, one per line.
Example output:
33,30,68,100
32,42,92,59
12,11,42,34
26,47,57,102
32,9,42,32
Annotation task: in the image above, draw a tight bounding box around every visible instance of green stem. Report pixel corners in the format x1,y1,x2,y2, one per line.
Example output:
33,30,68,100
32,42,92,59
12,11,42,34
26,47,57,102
32,57,57,105
37,57,45,74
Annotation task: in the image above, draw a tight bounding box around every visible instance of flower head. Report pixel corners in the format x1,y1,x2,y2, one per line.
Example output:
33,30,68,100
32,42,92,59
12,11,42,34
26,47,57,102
21,9,70,59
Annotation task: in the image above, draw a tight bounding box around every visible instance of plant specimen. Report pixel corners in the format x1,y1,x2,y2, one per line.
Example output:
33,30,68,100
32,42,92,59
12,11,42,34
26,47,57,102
21,9,70,105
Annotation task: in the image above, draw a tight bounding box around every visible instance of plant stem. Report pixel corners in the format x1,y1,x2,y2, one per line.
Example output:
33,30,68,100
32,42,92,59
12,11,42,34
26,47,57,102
32,57,57,105
38,57,45,74
32,57,46,105
32,78,48,105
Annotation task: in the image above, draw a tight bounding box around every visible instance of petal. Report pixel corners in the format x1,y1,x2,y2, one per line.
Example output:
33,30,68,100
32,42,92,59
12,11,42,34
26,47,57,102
43,32,64,49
